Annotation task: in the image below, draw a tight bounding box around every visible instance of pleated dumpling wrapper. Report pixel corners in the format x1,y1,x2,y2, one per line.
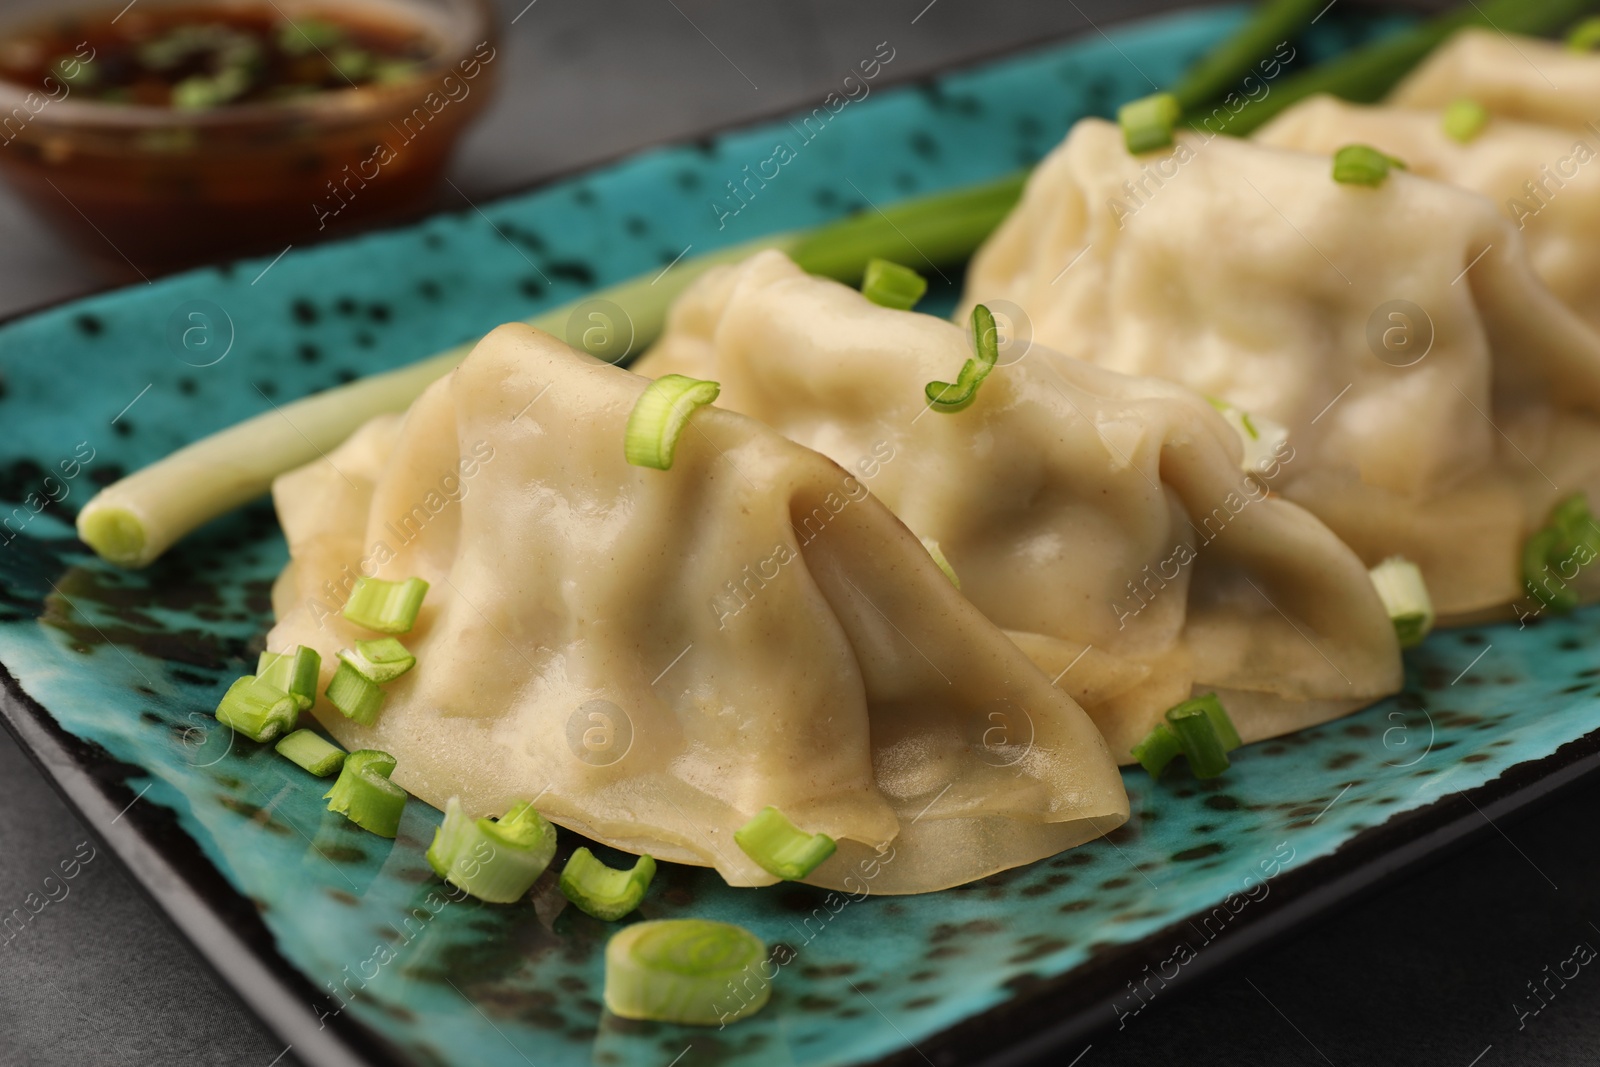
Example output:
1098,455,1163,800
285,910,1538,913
266,323,1128,895
960,117,1600,621
634,250,1402,762
1390,28,1600,133
1256,94,1600,331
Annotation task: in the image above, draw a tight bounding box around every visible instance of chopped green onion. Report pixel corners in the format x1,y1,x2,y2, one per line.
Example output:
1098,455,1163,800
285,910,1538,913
214,675,298,743
1568,16,1600,51
920,537,960,589
925,303,1000,412
256,646,321,711
373,59,421,84
279,18,344,56
1524,526,1576,612
324,750,406,837
1332,144,1406,187
1118,92,1182,154
859,258,928,310
274,729,346,776
171,67,252,110
1442,99,1490,143
1165,699,1231,779
734,806,836,880
425,796,557,903
1207,397,1289,477
1187,692,1242,752
1550,494,1600,547
604,919,770,1025
330,46,373,81
624,374,722,470
338,637,415,684
49,55,97,87
1368,557,1435,648
1133,695,1239,779
343,576,428,633
559,847,657,921
1523,493,1600,613
325,660,385,725
1131,723,1182,779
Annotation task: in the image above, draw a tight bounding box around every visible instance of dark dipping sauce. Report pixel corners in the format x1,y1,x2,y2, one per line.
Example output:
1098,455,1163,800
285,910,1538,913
0,6,437,109
0,1,496,277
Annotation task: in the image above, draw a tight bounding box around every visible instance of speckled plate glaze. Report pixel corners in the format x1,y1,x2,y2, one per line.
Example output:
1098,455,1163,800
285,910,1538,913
2,7,1594,1067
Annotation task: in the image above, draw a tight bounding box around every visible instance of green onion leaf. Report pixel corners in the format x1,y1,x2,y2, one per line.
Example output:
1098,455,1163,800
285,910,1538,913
324,750,406,837
788,171,1026,285
1441,99,1490,143
338,637,416,684
215,675,298,743
1167,0,1324,112
925,303,1000,413
604,919,770,1025
1130,723,1182,779
1568,16,1600,51
343,576,428,633
1118,92,1183,154
274,729,346,776
1368,556,1435,648
1332,144,1406,187
624,374,721,470
425,796,557,903
1189,0,1599,139
325,660,385,725
919,537,960,589
859,258,928,310
734,806,836,880
256,646,321,711
1164,699,1231,779
559,847,657,921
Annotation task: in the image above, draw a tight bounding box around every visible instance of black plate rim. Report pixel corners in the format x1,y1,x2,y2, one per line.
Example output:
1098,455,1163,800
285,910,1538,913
0,659,408,1067
8,650,1597,1067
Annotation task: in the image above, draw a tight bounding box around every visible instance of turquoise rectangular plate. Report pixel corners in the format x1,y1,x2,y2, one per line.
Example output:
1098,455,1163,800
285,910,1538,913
4,7,1599,1066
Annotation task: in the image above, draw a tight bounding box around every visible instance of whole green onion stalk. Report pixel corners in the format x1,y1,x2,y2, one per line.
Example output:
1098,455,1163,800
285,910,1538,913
1191,0,1600,138
76,177,1022,567
74,0,1596,568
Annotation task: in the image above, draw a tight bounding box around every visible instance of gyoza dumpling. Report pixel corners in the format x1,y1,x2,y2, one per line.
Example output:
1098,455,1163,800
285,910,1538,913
1390,28,1600,132
266,323,1128,895
635,250,1401,760
961,117,1600,620
1256,94,1600,330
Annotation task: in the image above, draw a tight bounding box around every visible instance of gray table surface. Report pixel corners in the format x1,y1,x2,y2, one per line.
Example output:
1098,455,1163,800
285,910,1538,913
3,1,1598,1065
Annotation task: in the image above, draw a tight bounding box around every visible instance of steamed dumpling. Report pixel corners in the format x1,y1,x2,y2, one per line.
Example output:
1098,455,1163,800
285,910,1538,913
1256,94,1600,330
961,117,1600,619
266,323,1128,894
1390,28,1600,132
635,251,1401,760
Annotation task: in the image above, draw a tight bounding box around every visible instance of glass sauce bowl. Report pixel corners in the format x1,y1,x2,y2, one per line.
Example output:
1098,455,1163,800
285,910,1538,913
0,0,498,278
